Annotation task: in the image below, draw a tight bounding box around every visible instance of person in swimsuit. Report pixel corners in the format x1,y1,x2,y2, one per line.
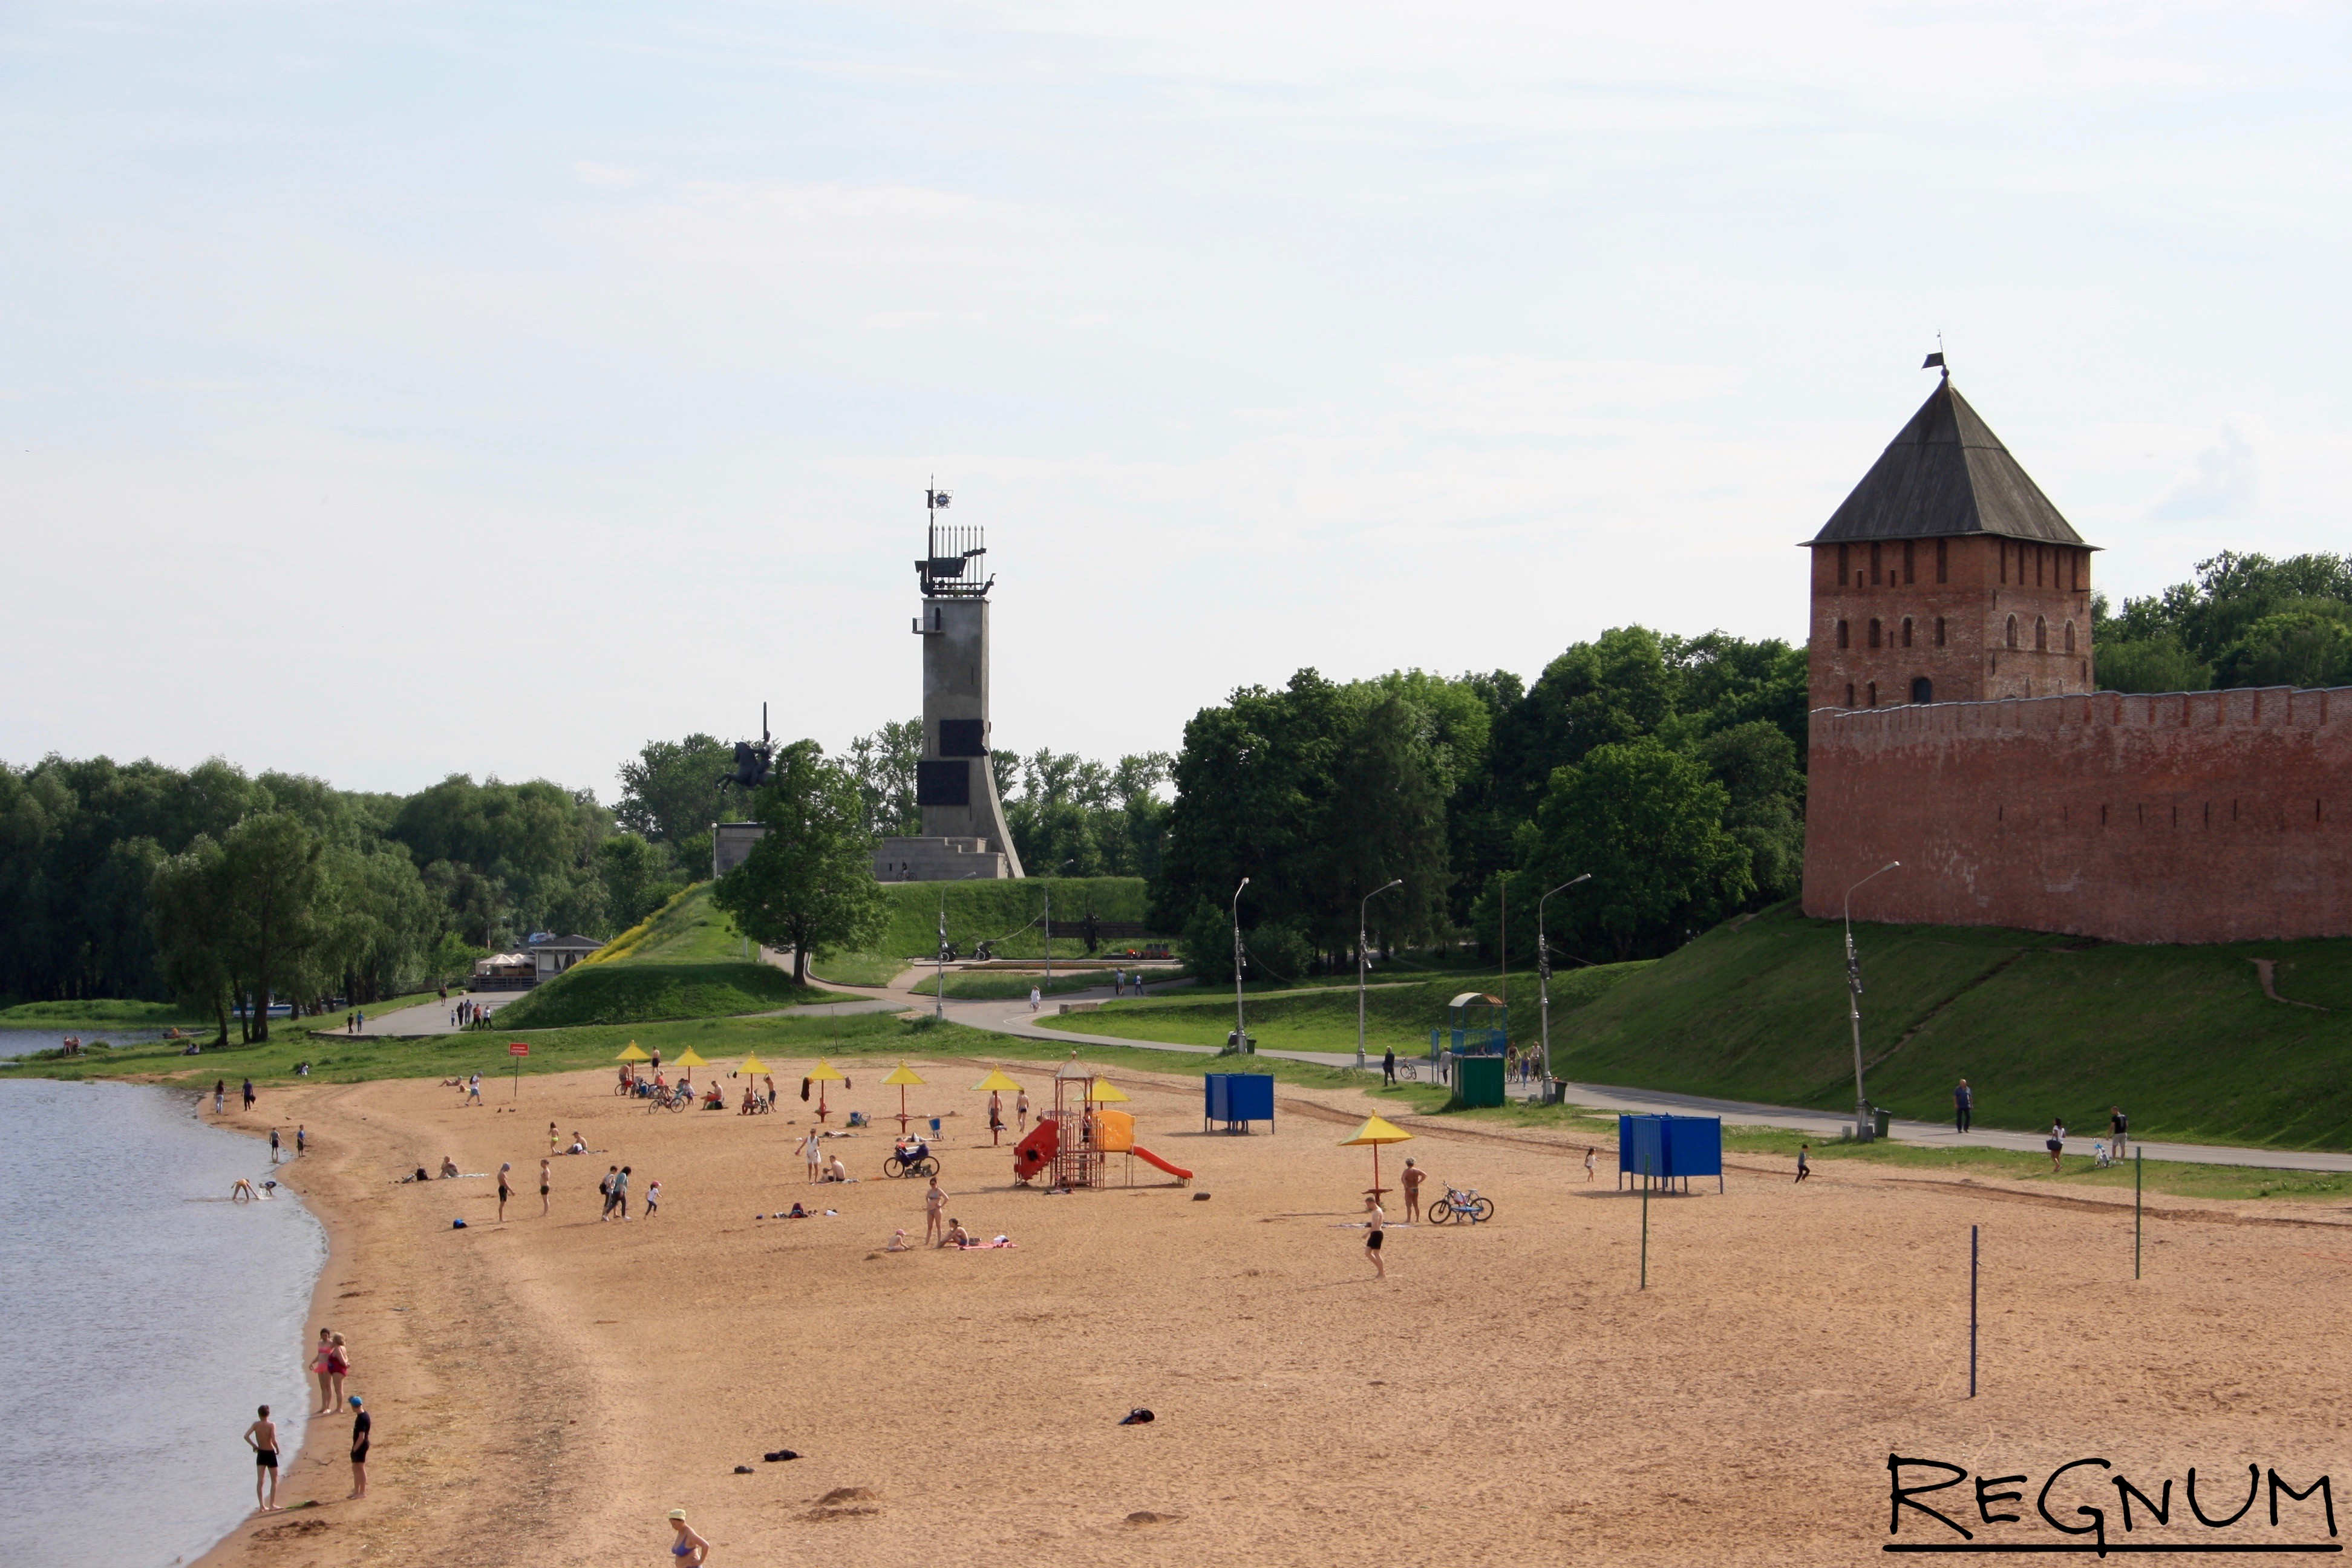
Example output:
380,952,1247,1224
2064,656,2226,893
497,1163,513,1222
347,1394,370,1498
327,1333,350,1408
549,1120,560,1154
312,1328,336,1413
296,1125,306,1155
439,1155,460,1180
244,1405,281,1511
1364,1197,1387,1279
667,1509,711,1566
1399,1158,1425,1223
824,1154,849,1184
924,1176,947,1245
1016,1090,1030,1134
939,1217,970,1249
540,1158,552,1217
988,1091,1004,1143
270,1128,281,1163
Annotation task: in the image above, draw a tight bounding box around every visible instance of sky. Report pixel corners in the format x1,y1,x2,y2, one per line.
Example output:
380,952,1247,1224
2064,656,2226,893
6,1,2349,801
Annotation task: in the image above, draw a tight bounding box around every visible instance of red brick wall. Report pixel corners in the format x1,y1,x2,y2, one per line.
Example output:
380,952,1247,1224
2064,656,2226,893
1808,536,2093,713
1802,687,2352,943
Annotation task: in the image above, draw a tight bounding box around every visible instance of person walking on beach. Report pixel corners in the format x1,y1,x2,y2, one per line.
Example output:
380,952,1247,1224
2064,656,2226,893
548,1121,560,1155
215,1080,226,1114
1795,1143,1812,1182
1399,1157,1425,1223
667,1509,711,1566
242,1078,255,1111
539,1158,552,1217
465,1073,483,1106
924,1175,947,1245
270,1128,281,1163
1954,1078,1974,1134
1016,1089,1030,1135
2047,1119,2067,1174
599,1165,619,1220
497,1163,513,1223
347,1395,370,1498
2109,1105,2129,1161
312,1328,336,1413
1583,1146,1597,1183
612,1165,632,1220
802,1129,824,1183
644,1179,662,1217
1363,1197,1387,1279
1382,1047,1396,1086
296,1125,306,1156
245,1405,282,1511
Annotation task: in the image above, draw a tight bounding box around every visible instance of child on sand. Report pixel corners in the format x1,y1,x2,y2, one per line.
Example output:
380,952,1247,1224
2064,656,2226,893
1583,1148,1596,1182
245,1405,281,1511
1364,1197,1387,1279
887,1229,911,1252
347,1395,370,1498
1795,1144,1811,1182
644,1179,661,1217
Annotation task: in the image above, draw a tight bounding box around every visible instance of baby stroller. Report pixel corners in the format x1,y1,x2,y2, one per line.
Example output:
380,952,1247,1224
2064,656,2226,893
884,1138,940,1178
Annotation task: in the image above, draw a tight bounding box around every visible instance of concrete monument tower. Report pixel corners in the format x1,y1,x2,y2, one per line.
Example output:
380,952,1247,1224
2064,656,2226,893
873,487,1025,881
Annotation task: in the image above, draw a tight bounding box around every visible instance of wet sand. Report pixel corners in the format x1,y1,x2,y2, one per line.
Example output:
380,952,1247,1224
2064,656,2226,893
195,1059,2352,1567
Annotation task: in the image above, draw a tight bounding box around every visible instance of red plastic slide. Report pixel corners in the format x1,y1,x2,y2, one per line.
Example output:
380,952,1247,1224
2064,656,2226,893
1012,1117,1058,1183
1131,1146,1193,1181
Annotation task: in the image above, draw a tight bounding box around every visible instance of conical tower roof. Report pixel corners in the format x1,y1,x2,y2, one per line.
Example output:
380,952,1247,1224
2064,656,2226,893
1811,379,2089,547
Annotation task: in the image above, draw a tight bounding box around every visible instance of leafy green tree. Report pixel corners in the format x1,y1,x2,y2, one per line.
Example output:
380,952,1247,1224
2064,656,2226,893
324,845,443,1004
616,734,736,845
843,720,921,838
150,837,235,1044
596,834,684,929
1508,736,1752,961
2096,552,2352,691
1695,720,1806,901
709,742,886,985
2212,608,2352,690
216,812,335,1042
1315,693,1450,952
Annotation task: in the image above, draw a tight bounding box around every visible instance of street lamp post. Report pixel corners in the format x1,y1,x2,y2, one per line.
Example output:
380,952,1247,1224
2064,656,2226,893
1537,874,1593,1092
1357,878,1403,1069
1230,877,1250,1054
1843,860,1903,1140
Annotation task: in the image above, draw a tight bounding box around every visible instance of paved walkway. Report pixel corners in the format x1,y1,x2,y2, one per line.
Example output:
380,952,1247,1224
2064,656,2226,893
785,959,2352,1175
351,995,525,1036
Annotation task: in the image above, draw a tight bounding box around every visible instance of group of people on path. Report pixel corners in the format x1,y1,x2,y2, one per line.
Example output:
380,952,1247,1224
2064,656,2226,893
1955,1079,2131,1171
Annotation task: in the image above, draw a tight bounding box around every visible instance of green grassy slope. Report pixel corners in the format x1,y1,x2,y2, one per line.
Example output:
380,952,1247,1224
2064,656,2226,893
812,877,1155,985
497,884,820,1025
1037,964,1644,1054
1550,900,2352,1151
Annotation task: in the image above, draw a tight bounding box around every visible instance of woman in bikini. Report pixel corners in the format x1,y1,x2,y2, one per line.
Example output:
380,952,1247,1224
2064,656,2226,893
312,1328,336,1413
667,1508,711,1566
326,1333,350,1410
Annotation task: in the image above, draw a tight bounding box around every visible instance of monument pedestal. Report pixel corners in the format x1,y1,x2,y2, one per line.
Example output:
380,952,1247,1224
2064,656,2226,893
874,836,1014,882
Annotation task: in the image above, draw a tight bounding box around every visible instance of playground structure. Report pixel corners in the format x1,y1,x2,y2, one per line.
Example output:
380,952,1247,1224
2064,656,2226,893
1010,1055,1193,1189
1616,1114,1723,1194
1203,1072,1275,1134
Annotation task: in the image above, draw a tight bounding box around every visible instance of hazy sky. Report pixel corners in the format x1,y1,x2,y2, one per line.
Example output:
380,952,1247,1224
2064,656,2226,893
7,2,2348,799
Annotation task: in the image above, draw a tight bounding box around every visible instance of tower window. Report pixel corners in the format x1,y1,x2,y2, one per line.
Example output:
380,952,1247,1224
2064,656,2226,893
1903,541,1916,584
2006,615,2019,649
1901,617,1913,648
1911,676,1933,704
1837,619,1849,650
1934,616,1946,647
1868,618,1882,650
2036,616,2048,652
1867,681,1878,707
1870,543,1883,586
1936,538,1949,584
2065,620,2076,653
1845,683,1855,708
1837,543,1849,587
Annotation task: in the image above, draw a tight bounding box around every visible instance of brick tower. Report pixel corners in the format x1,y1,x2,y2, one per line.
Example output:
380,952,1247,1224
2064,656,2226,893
1806,373,2096,711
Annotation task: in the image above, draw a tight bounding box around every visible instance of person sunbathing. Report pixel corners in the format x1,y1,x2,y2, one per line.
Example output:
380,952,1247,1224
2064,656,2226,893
938,1218,970,1249
439,1156,460,1180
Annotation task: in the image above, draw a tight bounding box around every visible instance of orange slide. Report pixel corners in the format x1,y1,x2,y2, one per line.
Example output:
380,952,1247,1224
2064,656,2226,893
1131,1146,1192,1181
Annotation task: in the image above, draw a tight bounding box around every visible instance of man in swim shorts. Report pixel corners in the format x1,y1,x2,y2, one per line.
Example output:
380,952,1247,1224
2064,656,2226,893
1363,1197,1387,1279
245,1405,281,1512
348,1395,371,1498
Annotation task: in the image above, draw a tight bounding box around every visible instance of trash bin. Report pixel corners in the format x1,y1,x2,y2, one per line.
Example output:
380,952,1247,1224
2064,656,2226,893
1873,1107,1892,1140
1541,1079,1567,1106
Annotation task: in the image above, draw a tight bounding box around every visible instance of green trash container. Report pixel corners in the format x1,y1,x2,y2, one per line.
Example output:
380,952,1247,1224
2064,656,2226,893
1873,1106,1892,1140
1456,1054,1506,1108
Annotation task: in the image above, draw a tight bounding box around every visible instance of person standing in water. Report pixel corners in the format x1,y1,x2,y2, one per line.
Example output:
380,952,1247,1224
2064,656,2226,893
1363,1197,1387,1279
667,1509,711,1565
347,1395,371,1499
269,1128,281,1163
244,1405,281,1512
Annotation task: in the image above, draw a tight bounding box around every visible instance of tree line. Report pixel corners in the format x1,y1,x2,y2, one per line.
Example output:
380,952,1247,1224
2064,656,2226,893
2095,551,2352,694
1149,629,1808,973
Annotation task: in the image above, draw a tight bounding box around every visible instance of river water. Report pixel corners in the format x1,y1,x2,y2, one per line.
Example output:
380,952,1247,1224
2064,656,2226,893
0,1033,325,1566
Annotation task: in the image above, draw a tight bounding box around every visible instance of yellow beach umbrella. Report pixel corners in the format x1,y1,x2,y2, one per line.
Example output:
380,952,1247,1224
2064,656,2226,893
883,1061,926,1134
738,1051,771,1078
970,1068,1023,1093
674,1047,710,1070
615,1042,650,1062
806,1056,848,1122
1339,1114,1416,1199
1085,1079,1132,1103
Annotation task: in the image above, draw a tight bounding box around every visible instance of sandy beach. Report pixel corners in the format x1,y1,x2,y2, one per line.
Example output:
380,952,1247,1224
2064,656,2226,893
193,1056,2352,1567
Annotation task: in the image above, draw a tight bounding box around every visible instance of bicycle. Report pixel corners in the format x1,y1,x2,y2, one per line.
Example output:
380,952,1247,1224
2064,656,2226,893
645,1084,694,1113
1424,1185,1494,1225
1394,1060,1419,1082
